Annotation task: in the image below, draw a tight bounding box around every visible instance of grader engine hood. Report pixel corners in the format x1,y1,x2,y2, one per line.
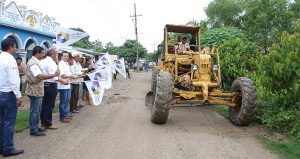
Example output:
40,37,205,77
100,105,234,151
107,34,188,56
193,54,211,82
174,52,220,101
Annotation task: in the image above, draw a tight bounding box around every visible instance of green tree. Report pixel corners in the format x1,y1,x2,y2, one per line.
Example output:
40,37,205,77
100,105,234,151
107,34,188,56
242,0,294,53
186,19,199,26
205,0,244,28
201,27,247,48
105,42,120,55
289,0,300,22
118,40,147,63
92,39,105,53
199,20,209,33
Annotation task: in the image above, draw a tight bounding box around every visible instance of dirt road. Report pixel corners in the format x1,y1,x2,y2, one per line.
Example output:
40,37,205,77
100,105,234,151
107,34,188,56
12,71,278,159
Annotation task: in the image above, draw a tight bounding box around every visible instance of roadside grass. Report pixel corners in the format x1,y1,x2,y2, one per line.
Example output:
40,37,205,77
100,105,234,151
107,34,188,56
256,135,300,159
15,105,59,133
211,105,300,159
15,111,29,132
211,105,229,119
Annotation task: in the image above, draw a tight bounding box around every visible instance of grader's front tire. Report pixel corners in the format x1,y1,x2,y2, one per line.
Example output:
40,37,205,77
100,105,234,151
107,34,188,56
229,77,256,126
151,68,160,92
151,71,174,124
145,69,160,107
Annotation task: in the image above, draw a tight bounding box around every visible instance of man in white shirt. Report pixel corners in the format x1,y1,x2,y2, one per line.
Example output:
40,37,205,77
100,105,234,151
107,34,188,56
40,49,68,129
25,46,60,136
0,38,24,157
58,51,78,123
69,52,86,113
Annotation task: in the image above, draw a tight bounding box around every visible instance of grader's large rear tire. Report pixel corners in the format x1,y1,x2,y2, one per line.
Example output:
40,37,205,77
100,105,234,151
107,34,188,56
151,71,174,124
229,77,256,126
145,69,160,107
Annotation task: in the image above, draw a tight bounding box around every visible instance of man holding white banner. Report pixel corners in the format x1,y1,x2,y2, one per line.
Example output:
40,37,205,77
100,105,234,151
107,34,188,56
56,27,89,50
69,51,86,113
113,58,127,79
57,51,79,123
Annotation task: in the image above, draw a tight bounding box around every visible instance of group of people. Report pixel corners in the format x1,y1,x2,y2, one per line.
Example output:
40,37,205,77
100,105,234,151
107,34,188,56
0,38,95,157
114,60,131,79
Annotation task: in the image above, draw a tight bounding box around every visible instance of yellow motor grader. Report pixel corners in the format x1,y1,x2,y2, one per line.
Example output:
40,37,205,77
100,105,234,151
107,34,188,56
146,24,256,126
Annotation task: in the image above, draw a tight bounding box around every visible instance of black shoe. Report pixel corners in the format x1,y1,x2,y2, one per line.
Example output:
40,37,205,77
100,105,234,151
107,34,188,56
38,128,47,132
0,150,2,155
75,107,81,111
76,105,82,109
3,149,24,157
77,105,85,108
71,109,79,113
30,131,46,136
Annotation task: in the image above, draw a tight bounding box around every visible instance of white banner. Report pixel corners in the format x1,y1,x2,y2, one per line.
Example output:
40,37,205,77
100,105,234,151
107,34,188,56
95,53,113,89
106,67,113,89
95,53,112,69
56,27,89,49
113,58,126,79
84,80,106,105
87,70,108,81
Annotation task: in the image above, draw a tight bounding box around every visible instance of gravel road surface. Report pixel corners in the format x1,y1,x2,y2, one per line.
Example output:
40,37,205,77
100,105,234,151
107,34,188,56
11,71,278,159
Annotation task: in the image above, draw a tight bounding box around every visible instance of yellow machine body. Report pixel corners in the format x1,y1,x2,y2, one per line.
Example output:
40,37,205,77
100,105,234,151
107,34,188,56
156,24,237,107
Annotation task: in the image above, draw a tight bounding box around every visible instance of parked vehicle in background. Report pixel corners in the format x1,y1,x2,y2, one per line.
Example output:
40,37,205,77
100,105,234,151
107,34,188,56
148,62,156,68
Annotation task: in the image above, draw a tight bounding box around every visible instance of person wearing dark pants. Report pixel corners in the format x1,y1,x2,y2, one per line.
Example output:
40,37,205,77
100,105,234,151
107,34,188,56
0,38,24,157
40,82,57,128
114,71,118,79
0,92,22,157
125,61,130,79
69,52,85,113
40,49,67,129
25,46,60,136
70,84,80,113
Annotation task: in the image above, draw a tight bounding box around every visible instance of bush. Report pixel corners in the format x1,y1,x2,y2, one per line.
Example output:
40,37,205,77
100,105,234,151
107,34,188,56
218,37,261,90
257,19,300,138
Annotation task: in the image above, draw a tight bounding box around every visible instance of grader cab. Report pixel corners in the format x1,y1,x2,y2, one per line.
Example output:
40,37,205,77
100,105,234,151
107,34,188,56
146,24,256,126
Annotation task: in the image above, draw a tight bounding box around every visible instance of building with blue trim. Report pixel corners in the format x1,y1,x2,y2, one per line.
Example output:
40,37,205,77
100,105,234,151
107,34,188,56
0,0,59,61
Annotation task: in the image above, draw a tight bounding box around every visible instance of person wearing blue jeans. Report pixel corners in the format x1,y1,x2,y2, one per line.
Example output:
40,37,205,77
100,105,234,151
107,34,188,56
0,38,24,157
58,89,71,121
28,96,43,133
0,92,22,157
25,46,60,136
57,51,78,123
40,49,68,129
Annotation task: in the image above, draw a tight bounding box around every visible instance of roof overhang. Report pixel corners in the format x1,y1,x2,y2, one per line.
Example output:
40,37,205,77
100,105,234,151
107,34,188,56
165,24,199,34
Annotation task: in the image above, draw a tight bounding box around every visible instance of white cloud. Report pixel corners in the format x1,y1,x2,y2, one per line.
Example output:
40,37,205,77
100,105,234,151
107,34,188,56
13,0,212,52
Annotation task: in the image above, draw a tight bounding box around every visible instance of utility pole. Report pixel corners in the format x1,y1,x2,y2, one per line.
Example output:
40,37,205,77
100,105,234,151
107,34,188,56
130,3,142,72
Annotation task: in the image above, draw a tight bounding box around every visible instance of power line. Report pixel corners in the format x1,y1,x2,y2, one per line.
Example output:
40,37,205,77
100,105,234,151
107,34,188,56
130,3,142,72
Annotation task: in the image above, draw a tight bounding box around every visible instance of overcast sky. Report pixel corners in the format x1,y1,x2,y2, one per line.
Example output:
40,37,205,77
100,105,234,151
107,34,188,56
13,0,212,52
